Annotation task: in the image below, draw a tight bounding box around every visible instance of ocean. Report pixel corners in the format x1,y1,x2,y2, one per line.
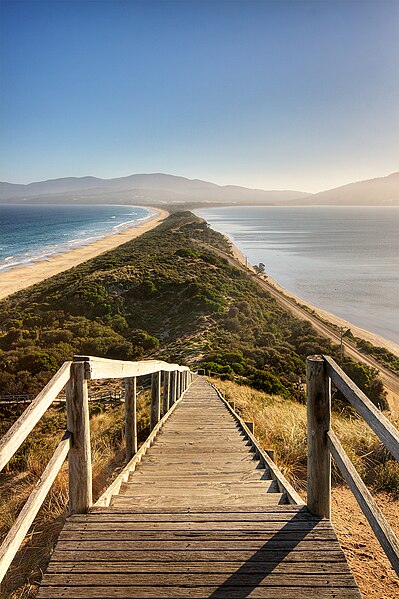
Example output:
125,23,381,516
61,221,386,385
196,206,399,345
0,204,154,272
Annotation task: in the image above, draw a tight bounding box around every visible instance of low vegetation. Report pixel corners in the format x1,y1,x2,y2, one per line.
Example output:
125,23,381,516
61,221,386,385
212,378,399,497
0,212,388,408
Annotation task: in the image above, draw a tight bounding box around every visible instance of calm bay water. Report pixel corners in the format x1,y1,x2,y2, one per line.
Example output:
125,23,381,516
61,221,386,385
196,206,399,344
0,204,153,272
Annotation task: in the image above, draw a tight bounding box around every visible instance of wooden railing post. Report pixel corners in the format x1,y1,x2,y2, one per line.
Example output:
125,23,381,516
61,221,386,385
245,421,255,434
162,371,171,416
150,371,161,431
307,355,331,519
170,370,177,405
66,361,92,514
125,376,137,461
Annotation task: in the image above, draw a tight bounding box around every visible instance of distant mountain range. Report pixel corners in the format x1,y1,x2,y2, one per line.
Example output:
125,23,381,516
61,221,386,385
0,171,398,206
0,173,308,205
289,171,399,206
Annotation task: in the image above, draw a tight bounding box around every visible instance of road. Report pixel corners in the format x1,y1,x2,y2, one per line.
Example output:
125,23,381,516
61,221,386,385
202,242,399,398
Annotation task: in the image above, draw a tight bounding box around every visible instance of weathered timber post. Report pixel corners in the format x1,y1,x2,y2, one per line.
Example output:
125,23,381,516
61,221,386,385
150,371,161,431
245,421,255,434
66,361,92,514
162,371,171,416
169,370,176,405
173,370,178,403
177,371,181,399
307,355,331,519
125,376,137,461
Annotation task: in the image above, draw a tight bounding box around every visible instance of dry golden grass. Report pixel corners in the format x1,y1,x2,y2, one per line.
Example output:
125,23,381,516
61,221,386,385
0,389,151,599
212,378,397,492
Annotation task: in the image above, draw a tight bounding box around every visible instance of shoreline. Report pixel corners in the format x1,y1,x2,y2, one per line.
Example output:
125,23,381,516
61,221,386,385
0,207,169,301
227,239,399,358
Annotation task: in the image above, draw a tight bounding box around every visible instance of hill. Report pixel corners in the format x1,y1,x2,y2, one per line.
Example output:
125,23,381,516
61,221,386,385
0,173,308,205
0,212,386,409
294,172,399,206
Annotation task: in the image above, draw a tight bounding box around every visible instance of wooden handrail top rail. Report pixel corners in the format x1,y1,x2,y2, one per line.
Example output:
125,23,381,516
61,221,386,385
74,355,190,380
0,361,72,472
323,355,399,462
327,429,399,575
0,431,71,584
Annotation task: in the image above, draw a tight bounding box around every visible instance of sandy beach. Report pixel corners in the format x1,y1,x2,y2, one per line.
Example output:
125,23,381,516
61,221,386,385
0,207,168,301
228,241,399,358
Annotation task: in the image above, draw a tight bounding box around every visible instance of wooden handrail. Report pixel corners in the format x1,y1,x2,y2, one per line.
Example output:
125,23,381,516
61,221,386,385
74,355,190,380
324,355,399,462
0,361,72,472
327,430,399,575
306,354,399,576
0,432,71,584
0,355,196,585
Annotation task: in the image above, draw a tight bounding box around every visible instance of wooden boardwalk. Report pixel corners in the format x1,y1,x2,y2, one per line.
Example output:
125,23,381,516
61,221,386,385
37,378,360,598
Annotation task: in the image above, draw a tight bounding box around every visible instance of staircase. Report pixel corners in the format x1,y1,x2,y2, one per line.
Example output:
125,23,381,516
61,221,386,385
36,378,361,598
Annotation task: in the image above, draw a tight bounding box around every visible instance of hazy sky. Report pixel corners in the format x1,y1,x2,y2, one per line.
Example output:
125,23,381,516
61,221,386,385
0,0,398,192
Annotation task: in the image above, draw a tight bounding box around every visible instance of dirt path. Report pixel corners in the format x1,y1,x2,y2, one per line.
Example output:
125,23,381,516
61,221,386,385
332,487,399,599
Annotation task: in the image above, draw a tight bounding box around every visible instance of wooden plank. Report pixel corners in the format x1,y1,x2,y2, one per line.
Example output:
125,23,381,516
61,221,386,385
58,530,337,542
110,497,286,508
0,361,71,471
327,429,399,575
40,572,357,586
46,561,350,574
36,586,361,598
62,521,332,531
66,361,92,514
324,355,399,462
49,549,346,563
53,539,341,551
306,355,331,519
68,512,317,523
118,484,280,496
130,472,270,481
91,505,304,514
124,376,137,461
0,432,70,583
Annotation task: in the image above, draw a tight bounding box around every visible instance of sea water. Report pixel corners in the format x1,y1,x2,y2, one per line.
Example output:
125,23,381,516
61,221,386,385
196,206,399,345
0,204,154,272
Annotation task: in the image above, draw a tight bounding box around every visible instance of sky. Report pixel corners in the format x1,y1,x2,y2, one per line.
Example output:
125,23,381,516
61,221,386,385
0,0,398,193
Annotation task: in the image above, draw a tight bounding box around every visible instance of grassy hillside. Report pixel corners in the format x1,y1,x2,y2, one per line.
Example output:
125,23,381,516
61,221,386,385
0,211,387,408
